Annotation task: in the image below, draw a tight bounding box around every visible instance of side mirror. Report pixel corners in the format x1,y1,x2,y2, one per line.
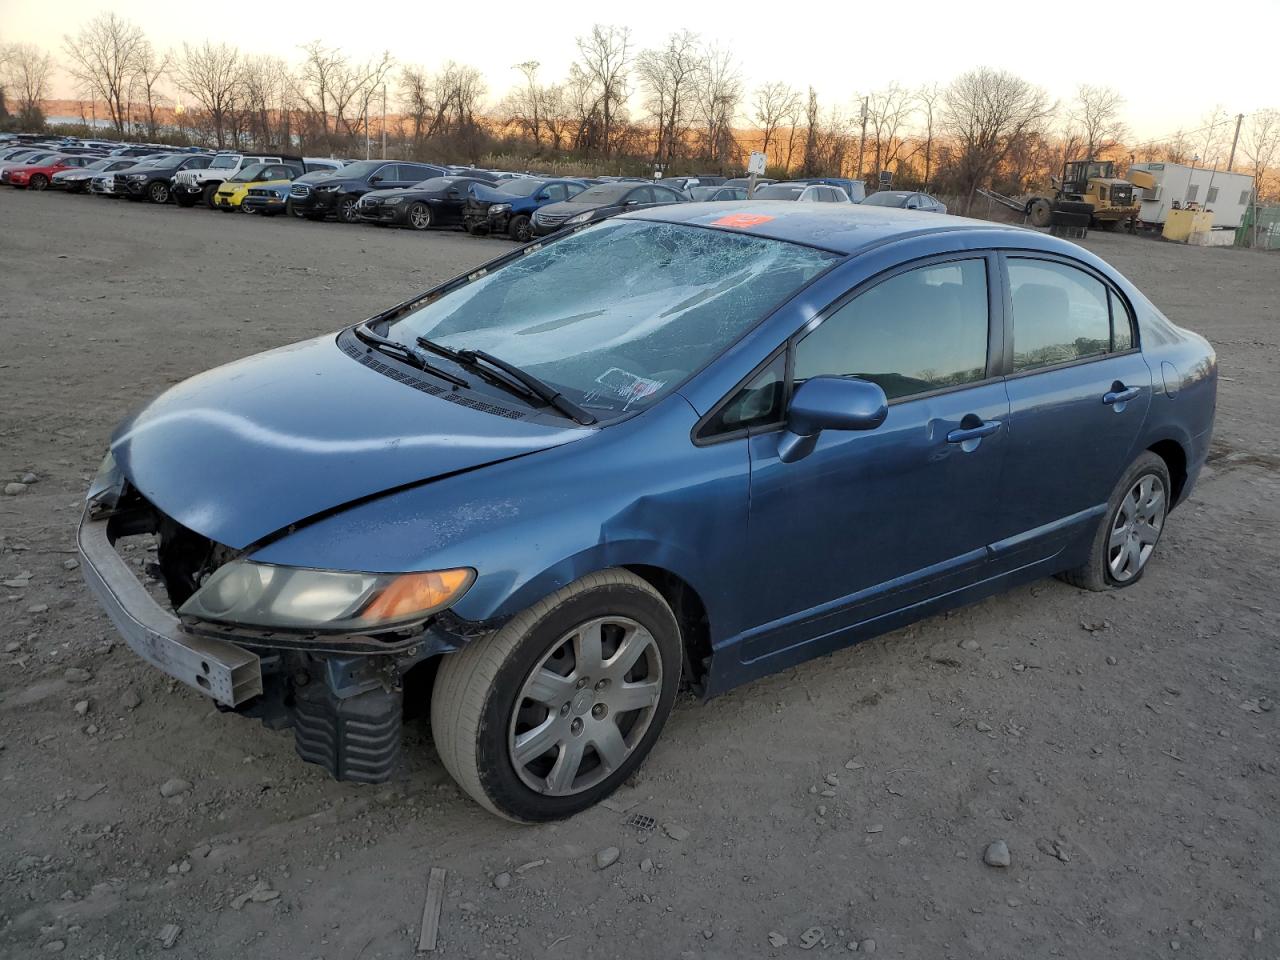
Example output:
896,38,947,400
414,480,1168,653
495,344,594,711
778,376,888,463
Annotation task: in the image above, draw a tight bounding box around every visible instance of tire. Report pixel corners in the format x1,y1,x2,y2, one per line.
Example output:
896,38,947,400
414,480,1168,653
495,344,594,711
30,174,48,191
202,183,219,209
338,195,360,223
287,199,303,219
1055,200,1095,216
148,180,169,204
1058,451,1171,591
407,202,432,231
431,569,682,822
507,214,533,242
1028,198,1052,227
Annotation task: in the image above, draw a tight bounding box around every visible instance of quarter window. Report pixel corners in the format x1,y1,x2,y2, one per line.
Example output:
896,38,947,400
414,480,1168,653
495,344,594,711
1008,259,1111,371
1109,290,1133,351
703,353,787,436
794,259,990,400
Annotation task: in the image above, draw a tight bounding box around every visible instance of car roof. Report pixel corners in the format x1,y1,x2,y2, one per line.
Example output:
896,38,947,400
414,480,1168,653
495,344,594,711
625,201,1029,256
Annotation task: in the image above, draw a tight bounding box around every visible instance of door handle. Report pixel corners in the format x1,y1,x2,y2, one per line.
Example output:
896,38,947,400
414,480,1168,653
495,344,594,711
1103,386,1141,405
946,420,1001,443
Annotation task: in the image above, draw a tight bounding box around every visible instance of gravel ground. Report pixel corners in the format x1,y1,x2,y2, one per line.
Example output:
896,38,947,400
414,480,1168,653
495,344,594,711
1,190,1277,960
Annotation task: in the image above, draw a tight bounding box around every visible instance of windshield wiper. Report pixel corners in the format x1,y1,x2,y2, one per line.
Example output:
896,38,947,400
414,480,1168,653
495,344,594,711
352,324,468,387
417,337,596,425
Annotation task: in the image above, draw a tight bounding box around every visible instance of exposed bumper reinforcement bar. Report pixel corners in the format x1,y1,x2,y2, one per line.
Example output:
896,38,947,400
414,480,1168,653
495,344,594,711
77,511,263,707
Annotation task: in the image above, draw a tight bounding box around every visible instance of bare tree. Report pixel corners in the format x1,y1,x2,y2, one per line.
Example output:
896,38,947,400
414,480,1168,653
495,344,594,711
1068,84,1127,158
915,83,942,186
866,83,914,180
752,81,801,169
62,13,147,134
573,25,632,157
131,41,171,139
1197,106,1232,166
636,31,701,167
173,41,242,148
295,41,343,137
3,43,55,129
240,54,292,150
504,61,548,148
694,45,741,168
942,67,1054,208
1241,109,1280,202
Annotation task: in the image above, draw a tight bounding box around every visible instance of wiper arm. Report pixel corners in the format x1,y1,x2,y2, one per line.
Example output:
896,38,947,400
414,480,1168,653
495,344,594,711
417,337,595,425
353,324,468,388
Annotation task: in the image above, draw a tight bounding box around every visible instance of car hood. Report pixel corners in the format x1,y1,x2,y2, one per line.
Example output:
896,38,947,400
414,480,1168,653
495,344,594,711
109,333,590,549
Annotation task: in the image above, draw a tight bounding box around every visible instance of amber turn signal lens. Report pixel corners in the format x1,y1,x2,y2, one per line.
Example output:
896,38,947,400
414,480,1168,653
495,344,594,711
360,568,474,623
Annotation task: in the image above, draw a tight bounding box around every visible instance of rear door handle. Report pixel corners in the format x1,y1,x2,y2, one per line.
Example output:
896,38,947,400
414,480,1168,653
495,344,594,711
946,420,1001,443
1103,386,1141,404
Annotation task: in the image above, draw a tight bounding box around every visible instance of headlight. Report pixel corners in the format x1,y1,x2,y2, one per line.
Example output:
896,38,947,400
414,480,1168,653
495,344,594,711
178,560,474,633
489,203,511,215
384,196,404,205
317,183,341,192
566,211,593,225
127,173,147,181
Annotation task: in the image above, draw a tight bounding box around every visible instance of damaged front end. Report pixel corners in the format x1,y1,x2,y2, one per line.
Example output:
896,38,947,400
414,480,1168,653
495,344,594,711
79,462,476,784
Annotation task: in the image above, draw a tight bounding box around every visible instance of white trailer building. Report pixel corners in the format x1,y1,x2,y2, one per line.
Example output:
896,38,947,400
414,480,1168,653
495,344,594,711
1129,162,1255,230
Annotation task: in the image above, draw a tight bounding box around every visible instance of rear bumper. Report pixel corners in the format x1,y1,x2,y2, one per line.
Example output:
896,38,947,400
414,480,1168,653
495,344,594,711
77,510,262,706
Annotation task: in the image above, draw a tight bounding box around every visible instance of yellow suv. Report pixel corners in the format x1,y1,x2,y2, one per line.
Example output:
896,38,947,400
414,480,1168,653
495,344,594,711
214,162,303,212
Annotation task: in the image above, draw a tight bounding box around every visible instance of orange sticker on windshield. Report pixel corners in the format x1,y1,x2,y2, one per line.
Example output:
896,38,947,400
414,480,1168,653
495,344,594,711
710,213,775,228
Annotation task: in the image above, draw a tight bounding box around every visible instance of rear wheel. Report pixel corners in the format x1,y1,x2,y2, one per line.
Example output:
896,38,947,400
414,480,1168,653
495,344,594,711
407,202,432,231
148,180,169,204
431,569,681,822
30,174,49,191
507,214,533,242
1058,451,1170,591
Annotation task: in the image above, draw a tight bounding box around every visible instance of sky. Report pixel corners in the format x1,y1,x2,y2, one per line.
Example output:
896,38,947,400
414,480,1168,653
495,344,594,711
5,0,1277,143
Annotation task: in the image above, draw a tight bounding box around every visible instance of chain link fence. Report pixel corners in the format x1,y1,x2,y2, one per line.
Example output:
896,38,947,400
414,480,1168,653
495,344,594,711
1236,205,1280,250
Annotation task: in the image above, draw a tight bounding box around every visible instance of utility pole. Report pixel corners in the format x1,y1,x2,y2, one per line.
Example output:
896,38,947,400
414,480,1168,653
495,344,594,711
1227,112,1244,172
856,96,868,180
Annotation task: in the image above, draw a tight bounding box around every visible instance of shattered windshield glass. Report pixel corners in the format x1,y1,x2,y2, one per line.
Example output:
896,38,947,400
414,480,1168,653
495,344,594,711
386,219,837,414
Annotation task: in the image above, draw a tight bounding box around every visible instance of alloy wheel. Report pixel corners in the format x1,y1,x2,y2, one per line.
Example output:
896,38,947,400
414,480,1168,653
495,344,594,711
409,203,431,230
340,197,358,222
150,181,169,203
1107,474,1165,582
508,616,664,797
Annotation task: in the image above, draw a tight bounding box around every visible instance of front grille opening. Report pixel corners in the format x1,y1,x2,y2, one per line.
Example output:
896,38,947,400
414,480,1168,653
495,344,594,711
108,486,236,611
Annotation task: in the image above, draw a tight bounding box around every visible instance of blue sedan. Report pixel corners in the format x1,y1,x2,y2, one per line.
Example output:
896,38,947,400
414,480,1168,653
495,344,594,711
79,202,1216,821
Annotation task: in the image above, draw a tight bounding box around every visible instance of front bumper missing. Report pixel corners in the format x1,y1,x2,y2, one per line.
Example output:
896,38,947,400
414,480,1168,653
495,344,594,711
77,511,262,706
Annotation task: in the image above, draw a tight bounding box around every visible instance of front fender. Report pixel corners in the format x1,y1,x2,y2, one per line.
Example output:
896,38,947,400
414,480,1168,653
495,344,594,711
249,396,752,645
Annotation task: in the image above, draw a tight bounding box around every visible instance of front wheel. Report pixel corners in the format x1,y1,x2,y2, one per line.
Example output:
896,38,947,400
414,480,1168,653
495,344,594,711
507,214,533,242
407,202,432,231
1028,197,1052,227
148,180,169,203
1059,451,1170,591
202,183,219,209
431,570,681,822
30,174,49,191
338,195,360,223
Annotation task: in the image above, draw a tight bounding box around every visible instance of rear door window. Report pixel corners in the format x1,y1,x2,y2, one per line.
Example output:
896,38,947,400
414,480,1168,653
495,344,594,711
1007,259,1113,372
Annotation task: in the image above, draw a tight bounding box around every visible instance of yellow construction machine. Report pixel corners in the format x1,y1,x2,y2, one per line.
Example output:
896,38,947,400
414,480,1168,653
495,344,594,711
1025,159,1153,230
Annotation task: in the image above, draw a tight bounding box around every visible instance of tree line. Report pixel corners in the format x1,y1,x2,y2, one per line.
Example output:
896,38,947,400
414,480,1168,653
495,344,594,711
2,15,1278,204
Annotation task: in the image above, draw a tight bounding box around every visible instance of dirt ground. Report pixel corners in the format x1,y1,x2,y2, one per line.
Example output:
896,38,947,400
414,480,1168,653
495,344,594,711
1,190,1277,960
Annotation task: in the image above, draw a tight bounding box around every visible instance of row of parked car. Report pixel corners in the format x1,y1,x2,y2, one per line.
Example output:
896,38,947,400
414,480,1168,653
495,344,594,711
0,133,948,241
